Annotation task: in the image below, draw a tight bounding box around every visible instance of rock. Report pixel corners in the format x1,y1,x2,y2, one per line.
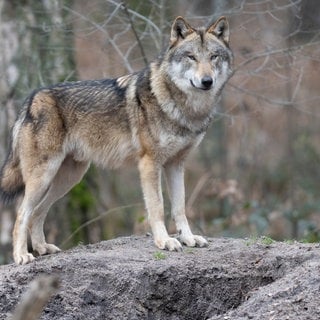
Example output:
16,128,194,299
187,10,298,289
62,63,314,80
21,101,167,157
0,236,319,320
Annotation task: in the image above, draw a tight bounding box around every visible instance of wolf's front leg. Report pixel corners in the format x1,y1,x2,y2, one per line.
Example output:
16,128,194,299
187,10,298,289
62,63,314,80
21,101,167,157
165,163,208,247
138,156,182,251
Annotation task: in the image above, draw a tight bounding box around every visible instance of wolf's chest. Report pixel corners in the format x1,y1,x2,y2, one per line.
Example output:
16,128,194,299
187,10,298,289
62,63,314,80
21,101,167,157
155,129,203,162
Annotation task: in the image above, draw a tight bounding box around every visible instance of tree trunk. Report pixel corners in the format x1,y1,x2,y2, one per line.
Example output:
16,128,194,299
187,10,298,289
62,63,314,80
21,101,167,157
0,0,75,264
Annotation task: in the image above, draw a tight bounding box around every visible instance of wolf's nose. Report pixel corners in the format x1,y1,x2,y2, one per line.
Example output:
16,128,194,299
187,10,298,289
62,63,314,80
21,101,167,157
201,76,213,89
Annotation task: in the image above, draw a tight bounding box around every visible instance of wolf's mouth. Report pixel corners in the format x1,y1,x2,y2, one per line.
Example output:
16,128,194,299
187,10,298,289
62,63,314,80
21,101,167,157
190,80,212,91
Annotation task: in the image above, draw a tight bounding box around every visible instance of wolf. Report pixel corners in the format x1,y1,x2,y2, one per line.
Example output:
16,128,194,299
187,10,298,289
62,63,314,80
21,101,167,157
0,16,233,264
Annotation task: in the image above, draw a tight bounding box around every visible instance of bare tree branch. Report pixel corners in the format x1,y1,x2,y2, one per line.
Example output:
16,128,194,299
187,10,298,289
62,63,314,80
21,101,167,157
234,40,320,73
63,5,134,73
106,0,161,36
121,2,148,66
9,276,59,320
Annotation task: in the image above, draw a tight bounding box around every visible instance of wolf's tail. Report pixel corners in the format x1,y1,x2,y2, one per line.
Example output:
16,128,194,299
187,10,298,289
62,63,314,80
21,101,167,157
0,114,25,204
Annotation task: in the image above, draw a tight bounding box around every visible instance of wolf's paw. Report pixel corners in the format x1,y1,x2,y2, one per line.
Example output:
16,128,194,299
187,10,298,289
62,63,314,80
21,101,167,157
34,243,61,256
14,252,35,265
179,234,208,248
155,237,183,251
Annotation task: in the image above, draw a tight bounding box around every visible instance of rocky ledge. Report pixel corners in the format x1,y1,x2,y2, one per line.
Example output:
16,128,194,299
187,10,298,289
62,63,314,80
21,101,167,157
0,236,319,319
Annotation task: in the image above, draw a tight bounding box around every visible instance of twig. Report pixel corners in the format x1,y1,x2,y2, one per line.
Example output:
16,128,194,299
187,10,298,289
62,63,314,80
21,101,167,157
9,276,59,320
106,0,161,35
186,172,212,214
62,5,134,73
234,40,320,73
121,2,148,66
60,203,143,248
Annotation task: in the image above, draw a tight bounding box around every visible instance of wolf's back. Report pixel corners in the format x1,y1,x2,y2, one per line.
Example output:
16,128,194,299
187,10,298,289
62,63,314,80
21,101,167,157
0,112,25,204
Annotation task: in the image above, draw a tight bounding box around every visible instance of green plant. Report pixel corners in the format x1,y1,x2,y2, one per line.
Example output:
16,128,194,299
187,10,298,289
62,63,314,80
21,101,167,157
245,235,275,246
245,235,258,246
153,251,166,260
184,248,195,254
284,239,295,245
260,236,275,245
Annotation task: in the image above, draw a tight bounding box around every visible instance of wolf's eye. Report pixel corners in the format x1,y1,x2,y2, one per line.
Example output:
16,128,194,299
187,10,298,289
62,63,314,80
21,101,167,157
211,54,219,61
187,55,196,61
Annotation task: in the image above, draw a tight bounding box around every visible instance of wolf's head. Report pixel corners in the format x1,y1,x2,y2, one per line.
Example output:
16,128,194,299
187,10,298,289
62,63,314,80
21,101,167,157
165,16,233,94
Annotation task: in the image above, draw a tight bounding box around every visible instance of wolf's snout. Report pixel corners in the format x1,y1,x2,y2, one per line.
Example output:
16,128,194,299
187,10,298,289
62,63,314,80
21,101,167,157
201,76,213,89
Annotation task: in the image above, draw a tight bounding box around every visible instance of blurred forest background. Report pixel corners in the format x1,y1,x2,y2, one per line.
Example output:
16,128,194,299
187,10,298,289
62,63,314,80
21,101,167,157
0,0,319,264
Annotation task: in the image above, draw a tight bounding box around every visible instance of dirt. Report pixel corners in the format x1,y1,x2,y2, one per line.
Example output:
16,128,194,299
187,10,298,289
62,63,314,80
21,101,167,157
0,236,319,320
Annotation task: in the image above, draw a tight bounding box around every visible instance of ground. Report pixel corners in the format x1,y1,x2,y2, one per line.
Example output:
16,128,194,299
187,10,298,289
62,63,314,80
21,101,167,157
0,236,319,319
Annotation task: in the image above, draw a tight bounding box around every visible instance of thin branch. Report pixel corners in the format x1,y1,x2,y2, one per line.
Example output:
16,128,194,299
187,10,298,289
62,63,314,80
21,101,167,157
121,2,148,66
62,5,134,73
187,173,212,212
291,65,304,102
60,203,143,248
106,0,161,35
227,82,320,116
9,276,59,320
234,40,320,73
228,82,293,106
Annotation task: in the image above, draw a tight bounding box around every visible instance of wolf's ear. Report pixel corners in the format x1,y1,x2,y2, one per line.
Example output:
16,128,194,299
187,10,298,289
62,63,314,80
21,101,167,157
207,16,229,43
170,16,194,45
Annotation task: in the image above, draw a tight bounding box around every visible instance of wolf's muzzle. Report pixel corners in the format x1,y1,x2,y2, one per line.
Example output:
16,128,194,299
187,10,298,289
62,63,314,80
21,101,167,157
190,76,213,91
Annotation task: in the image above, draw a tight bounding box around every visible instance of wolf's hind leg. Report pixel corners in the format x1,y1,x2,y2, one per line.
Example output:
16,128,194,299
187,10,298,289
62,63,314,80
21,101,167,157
13,155,65,264
30,157,89,256
164,163,208,248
